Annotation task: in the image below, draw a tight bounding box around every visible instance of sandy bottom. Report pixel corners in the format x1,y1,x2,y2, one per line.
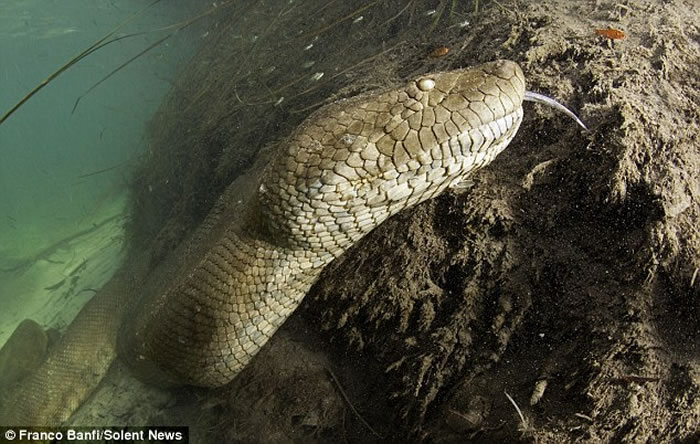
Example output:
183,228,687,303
0,193,126,346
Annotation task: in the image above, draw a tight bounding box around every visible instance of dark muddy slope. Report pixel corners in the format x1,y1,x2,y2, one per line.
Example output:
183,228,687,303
131,0,698,442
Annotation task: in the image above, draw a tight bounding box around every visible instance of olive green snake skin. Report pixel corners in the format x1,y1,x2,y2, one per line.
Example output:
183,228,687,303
1,60,542,425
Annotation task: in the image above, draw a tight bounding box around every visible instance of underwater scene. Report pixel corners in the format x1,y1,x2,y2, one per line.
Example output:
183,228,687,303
0,0,698,443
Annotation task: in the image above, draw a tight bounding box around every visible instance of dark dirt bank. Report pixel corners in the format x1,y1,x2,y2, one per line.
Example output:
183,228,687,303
124,0,699,442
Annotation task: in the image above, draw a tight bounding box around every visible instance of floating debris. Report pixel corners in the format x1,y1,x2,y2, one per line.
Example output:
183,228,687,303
594,28,625,40
429,46,449,58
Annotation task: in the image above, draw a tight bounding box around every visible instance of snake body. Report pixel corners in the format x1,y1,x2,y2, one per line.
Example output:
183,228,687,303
1,60,526,424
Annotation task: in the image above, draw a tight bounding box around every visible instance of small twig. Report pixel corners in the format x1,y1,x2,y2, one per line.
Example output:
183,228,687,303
233,89,278,107
325,368,382,439
383,0,415,25
77,161,129,179
611,374,661,384
504,391,529,430
72,34,171,115
427,0,449,34
574,412,594,422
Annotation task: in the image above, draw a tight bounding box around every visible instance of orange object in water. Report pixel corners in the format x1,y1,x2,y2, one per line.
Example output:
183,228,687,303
429,46,450,58
594,28,626,40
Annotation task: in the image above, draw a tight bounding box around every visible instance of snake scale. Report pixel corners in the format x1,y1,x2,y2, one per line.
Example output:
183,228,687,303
0,60,579,425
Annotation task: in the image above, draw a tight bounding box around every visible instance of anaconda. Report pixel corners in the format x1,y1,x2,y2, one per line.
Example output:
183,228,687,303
0,60,584,425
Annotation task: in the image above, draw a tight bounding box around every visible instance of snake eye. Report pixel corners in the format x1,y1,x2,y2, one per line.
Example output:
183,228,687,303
417,78,435,91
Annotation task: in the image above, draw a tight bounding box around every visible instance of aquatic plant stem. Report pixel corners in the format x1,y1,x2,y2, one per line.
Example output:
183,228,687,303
0,0,162,126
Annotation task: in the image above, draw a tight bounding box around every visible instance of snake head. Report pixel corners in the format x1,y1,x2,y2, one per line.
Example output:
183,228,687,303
259,61,529,255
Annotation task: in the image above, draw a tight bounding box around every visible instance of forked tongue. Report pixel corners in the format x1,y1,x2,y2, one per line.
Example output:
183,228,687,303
524,91,588,130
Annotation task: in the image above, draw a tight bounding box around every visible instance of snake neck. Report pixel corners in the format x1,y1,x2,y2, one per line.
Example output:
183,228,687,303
119,190,333,388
